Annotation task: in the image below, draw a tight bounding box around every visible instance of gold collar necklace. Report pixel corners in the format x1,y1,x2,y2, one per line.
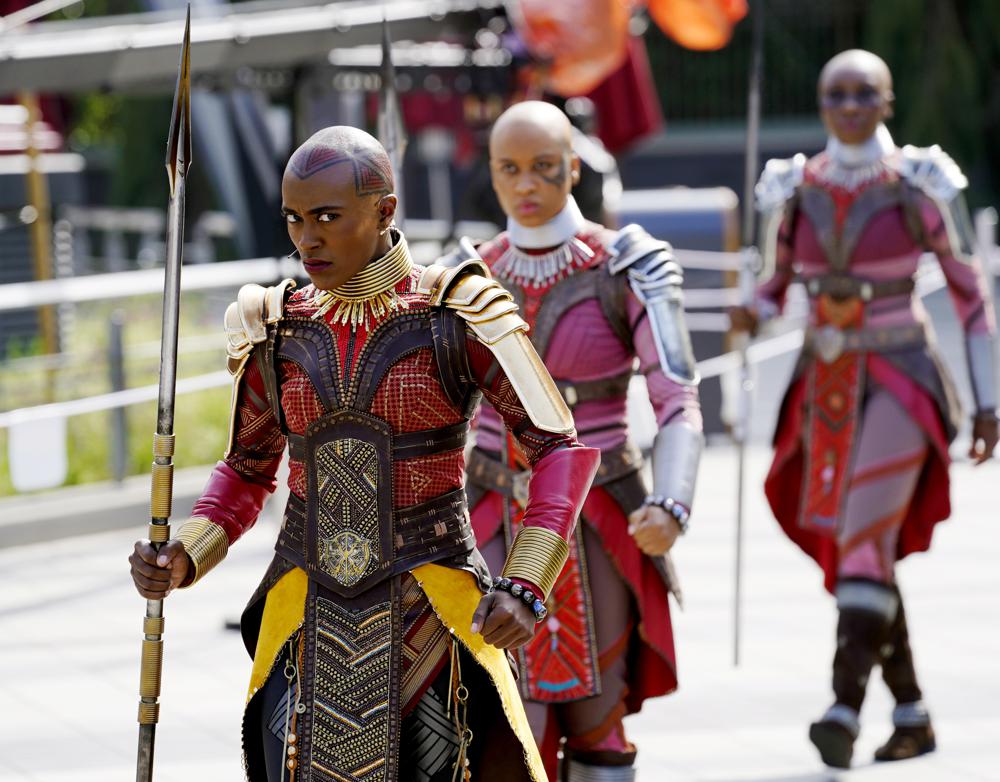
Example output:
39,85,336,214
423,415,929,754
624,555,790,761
311,229,413,330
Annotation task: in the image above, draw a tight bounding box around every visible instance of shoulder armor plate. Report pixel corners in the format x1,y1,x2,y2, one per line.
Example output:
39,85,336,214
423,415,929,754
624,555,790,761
607,224,698,385
755,154,806,213
417,259,491,305
897,144,968,202
224,278,296,374
607,223,676,277
422,260,573,434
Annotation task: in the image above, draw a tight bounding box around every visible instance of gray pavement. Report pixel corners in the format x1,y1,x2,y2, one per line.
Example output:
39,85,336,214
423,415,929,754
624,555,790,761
1,444,998,781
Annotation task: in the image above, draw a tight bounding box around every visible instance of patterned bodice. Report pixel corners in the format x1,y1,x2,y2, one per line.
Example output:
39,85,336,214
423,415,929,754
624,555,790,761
760,151,991,335
475,222,701,453
225,267,572,513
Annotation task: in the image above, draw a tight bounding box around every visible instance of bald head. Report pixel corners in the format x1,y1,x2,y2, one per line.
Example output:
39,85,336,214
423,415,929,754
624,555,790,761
488,101,580,227
490,101,574,156
819,49,892,94
286,126,393,197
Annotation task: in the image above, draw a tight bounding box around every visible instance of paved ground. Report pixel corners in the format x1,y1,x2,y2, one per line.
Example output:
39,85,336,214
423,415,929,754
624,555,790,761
1,443,998,782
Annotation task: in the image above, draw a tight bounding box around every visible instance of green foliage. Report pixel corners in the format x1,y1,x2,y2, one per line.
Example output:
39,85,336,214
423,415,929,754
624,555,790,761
0,290,239,497
642,0,1000,206
863,0,1000,205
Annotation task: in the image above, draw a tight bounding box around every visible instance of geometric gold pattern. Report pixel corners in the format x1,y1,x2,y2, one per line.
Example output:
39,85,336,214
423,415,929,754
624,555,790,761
310,594,393,781
315,438,380,588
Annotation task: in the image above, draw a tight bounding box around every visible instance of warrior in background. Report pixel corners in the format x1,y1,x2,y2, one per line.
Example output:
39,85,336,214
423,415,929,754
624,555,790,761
455,101,704,781
129,126,600,782
730,50,998,768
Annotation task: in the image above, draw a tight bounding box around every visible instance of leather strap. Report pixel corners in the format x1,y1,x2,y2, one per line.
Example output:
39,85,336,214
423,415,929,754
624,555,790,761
803,274,915,302
276,488,474,579
467,441,643,501
555,369,633,408
287,420,469,462
805,323,927,357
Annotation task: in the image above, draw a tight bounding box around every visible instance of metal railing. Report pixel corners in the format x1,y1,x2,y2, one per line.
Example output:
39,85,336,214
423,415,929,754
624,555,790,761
1,209,996,433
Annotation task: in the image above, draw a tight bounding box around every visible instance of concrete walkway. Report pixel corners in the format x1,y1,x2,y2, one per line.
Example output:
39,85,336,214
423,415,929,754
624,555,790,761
0,444,997,781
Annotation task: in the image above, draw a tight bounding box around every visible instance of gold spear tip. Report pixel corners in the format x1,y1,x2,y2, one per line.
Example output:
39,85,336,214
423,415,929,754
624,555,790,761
165,4,192,196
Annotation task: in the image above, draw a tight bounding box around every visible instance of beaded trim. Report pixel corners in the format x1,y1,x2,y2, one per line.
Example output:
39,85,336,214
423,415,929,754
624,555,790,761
817,124,896,192
311,229,413,329
492,236,595,288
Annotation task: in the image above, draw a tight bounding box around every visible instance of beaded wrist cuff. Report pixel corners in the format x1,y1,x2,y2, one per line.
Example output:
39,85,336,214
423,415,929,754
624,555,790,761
643,494,691,534
492,576,548,622
174,517,229,586
500,526,569,600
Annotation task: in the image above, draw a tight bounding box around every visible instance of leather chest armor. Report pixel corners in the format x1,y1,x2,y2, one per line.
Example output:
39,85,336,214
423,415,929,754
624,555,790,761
262,305,481,598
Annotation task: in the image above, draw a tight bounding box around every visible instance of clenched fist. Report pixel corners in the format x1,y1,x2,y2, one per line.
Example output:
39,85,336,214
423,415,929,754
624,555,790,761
970,411,999,465
129,539,192,599
470,590,537,650
628,504,682,556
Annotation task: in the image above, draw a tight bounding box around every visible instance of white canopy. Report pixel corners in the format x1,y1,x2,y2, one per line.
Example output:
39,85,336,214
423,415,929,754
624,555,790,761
0,0,502,94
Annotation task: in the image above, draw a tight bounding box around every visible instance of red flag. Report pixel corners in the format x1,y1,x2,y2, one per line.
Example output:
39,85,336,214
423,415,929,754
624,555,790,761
586,35,664,154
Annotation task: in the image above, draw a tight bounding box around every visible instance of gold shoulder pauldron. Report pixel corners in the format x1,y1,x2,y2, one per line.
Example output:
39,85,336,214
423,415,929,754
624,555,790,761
222,278,295,457
224,278,296,374
420,262,574,435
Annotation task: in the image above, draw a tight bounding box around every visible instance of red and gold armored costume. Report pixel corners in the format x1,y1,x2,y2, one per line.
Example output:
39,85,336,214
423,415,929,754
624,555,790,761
456,199,704,778
754,126,997,747
174,235,599,782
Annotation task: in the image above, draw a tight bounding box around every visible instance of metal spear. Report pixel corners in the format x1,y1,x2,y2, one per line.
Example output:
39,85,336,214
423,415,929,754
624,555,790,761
733,0,765,668
135,8,191,781
378,14,407,230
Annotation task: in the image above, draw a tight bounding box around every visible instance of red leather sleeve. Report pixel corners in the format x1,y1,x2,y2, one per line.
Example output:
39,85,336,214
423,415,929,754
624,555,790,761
508,446,600,597
190,461,274,545
520,445,600,542
190,357,285,545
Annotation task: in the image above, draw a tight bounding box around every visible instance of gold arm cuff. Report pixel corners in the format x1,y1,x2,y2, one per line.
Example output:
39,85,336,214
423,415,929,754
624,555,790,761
174,517,229,586
500,527,569,600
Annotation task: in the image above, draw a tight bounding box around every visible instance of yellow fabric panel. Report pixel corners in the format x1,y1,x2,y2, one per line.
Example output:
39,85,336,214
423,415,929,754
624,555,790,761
246,567,308,703
411,563,547,782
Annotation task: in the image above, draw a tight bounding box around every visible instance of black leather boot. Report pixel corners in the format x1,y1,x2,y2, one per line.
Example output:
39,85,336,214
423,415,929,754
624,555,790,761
810,579,897,769
874,588,936,761
561,748,637,782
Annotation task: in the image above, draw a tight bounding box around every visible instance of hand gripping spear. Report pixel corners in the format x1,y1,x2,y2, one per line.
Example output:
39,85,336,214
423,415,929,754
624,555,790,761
135,9,191,781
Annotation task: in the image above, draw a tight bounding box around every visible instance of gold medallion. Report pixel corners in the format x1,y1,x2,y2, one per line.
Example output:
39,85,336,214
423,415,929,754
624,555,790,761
319,529,373,587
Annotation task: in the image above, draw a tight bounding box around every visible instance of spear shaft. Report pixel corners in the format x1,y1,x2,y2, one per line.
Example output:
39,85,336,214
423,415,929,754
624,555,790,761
733,0,765,668
379,15,407,230
136,9,191,781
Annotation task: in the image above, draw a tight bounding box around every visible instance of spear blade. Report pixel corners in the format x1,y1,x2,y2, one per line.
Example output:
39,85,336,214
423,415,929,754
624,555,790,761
378,15,407,228
165,5,192,198
136,7,192,781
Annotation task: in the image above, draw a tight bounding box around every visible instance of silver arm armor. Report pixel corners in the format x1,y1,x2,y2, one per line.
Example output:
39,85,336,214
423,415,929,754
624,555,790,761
898,145,977,262
609,224,699,385
755,154,805,291
650,418,704,510
966,332,998,412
